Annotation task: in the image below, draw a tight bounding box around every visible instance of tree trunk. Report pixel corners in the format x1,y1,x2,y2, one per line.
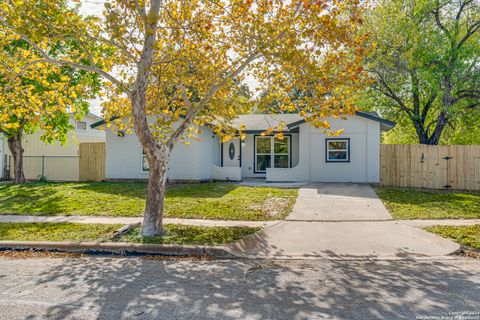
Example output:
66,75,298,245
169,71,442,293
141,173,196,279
141,145,170,236
427,112,447,145
7,132,25,184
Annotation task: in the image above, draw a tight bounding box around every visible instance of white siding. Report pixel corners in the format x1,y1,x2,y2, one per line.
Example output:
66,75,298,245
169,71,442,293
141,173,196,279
307,117,368,183
0,136,4,179
267,115,381,183
105,126,217,181
2,114,105,181
366,121,381,183
104,114,382,183
73,114,106,143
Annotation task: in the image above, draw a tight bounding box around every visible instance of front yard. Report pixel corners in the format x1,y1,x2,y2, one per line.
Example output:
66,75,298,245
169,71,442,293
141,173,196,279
373,186,480,220
0,222,259,245
0,182,298,221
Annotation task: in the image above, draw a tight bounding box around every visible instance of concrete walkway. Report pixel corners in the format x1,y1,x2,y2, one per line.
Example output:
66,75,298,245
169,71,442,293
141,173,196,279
0,215,277,228
287,183,392,221
228,183,461,259
228,221,461,259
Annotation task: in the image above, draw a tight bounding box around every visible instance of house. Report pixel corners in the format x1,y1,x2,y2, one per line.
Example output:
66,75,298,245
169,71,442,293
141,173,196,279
92,112,395,183
0,113,106,181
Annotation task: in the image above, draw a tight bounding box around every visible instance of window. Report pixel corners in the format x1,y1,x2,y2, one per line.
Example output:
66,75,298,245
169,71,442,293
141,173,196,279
326,138,350,162
142,150,149,171
76,121,87,131
255,136,290,173
228,142,236,160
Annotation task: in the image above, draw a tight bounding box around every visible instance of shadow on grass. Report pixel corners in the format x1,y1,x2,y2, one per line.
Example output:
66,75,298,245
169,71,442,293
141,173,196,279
72,181,237,199
12,256,479,319
0,183,66,215
71,182,148,200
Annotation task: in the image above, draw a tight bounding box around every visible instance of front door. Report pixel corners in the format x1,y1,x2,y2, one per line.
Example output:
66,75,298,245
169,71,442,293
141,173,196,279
222,140,241,167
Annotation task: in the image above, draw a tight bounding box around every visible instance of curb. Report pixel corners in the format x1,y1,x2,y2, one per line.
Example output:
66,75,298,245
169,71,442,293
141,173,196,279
0,241,463,262
0,241,240,259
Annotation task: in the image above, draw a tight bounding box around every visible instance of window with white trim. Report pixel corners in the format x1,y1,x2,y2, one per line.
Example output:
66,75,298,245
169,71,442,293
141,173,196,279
326,138,350,162
76,121,87,131
142,150,149,171
255,136,290,173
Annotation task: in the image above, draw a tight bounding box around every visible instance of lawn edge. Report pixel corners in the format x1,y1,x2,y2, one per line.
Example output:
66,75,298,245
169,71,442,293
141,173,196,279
0,240,240,259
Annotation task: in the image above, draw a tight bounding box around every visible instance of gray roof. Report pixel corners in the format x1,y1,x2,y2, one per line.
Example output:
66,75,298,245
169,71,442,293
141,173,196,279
91,112,396,131
232,112,395,132
233,114,304,132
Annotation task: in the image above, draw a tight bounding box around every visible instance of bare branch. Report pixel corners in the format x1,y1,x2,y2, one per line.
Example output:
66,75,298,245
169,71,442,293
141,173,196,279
373,69,414,117
166,84,199,148
457,20,480,49
134,0,147,22
433,7,452,39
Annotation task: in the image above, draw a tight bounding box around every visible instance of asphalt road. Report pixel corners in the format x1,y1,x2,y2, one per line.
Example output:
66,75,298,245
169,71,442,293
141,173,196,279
0,255,479,320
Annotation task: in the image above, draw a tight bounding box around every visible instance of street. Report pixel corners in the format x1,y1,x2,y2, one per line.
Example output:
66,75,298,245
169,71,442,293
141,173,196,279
0,255,479,319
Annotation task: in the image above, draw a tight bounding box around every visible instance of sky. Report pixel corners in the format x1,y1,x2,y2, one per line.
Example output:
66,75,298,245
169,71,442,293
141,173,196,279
76,1,106,116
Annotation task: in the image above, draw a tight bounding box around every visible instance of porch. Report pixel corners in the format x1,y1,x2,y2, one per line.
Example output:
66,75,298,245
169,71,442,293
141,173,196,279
211,132,304,183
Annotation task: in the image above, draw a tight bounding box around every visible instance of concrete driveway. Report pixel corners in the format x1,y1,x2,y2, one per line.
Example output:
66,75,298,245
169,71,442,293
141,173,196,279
287,183,392,221
229,183,460,259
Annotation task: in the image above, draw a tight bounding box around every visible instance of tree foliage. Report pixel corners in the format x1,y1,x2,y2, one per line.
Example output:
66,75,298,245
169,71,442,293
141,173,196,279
362,0,480,145
1,0,369,234
0,3,102,183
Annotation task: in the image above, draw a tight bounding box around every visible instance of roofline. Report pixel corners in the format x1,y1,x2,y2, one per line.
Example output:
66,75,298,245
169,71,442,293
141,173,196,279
286,111,396,131
91,111,397,131
69,112,102,121
91,116,119,129
86,112,103,121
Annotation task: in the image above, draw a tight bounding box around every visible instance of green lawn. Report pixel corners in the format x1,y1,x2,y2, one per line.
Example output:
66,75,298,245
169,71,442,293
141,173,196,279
426,225,480,250
0,222,259,245
0,182,297,221
373,186,480,220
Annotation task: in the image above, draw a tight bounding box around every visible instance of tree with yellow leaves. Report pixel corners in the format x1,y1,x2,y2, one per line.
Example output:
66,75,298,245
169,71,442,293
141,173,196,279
1,0,369,235
0,20,102,183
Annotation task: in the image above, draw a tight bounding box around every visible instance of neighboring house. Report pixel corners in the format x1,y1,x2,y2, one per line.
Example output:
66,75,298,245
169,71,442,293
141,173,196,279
0,113,106,181
92,112,395,183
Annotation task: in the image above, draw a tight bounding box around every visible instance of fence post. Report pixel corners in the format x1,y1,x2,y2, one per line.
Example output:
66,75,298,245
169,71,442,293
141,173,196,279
41,155,45,179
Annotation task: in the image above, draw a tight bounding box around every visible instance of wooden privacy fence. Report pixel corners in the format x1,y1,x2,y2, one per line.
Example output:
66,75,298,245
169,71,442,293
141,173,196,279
79,142,105,182
380,144,480,190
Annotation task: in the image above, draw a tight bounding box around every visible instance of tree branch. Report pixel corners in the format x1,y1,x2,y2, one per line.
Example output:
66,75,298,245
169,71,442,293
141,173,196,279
421,92,437,124
167,84,198,148
433,6,452,39
16,32,131,94
457,20,480,49
373,69,414,117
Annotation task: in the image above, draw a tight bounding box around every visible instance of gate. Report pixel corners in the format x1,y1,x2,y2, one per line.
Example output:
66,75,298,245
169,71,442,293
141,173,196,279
380,144,480,190
79,142,105,182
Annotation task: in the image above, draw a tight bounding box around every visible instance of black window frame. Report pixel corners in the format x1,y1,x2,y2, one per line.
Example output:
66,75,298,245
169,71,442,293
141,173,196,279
325,138,350,163
253,134,292,174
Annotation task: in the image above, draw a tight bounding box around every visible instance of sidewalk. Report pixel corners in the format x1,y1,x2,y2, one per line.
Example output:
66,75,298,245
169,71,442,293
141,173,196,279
0,214,478,228
0,215,278,228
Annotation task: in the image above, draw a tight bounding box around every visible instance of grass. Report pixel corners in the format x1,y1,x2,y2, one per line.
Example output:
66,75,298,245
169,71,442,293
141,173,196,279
118,225,260,245
0,182,297,221
373,186,480,220
0,222,259,245
0,223,121,242
426,225,480,250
